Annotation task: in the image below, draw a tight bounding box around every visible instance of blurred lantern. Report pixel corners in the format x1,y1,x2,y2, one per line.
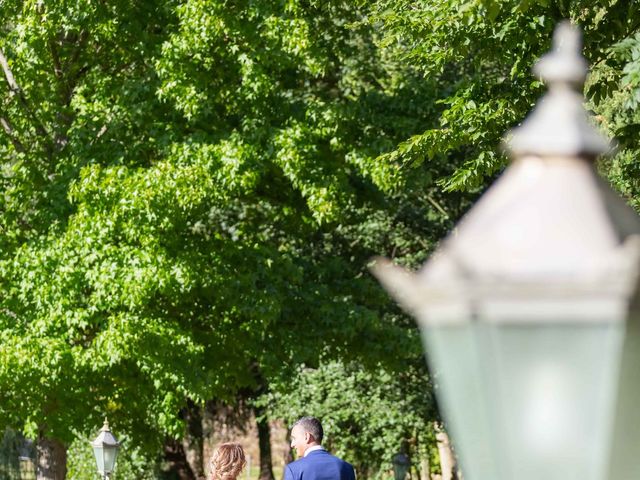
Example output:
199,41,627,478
373,21,640,480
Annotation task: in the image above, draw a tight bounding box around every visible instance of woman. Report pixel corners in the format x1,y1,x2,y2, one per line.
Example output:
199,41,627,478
209,442,247,480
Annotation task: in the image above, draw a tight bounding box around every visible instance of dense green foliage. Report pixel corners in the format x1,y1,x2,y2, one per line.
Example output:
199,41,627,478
66,432,156,480
0,0,452,459
0,0,638,478
369,0,640,198
261,360,438,478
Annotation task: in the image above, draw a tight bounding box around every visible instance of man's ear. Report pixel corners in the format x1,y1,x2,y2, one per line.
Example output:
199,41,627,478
305,431,312,443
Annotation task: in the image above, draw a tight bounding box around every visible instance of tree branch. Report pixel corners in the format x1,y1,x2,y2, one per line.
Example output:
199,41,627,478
0,115,25,152
50,29,90,150
48,38,63,80
0,47,52,145
426,194,449,218
0,48,19,94
64,30,89,81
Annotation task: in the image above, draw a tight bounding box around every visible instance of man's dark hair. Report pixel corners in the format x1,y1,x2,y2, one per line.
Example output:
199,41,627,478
292,416,323,443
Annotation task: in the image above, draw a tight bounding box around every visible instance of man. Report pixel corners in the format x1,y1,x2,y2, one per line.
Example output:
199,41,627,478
284,416,356,480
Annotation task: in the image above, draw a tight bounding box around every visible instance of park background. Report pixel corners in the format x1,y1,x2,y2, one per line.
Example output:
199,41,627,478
0,0,639,479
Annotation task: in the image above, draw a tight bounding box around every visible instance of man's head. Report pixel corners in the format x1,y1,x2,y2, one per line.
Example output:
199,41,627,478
290,416,323,458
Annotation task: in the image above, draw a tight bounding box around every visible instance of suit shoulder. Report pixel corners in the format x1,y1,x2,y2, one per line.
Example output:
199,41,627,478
329,454,353,467
334,457,356,477
286,457,311,471
284,460,306,480
322,453,355,471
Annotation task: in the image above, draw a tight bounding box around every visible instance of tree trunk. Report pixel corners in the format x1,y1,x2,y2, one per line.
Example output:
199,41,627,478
419,457,431,480
256,408,275,480
412,434,430,480
163,438,197,480
202,400,217,478
36,436,66,480
182,399,205,480
248,365,275,480
284,429,293,466
435,424,457,480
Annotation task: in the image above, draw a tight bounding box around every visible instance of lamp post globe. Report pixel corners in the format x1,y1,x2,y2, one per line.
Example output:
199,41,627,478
373,22,640,480
91,419,121,479
392,453,410,480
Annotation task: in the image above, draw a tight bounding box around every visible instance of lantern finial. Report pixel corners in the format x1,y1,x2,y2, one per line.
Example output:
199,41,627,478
507,21,610,158
534,20,587,88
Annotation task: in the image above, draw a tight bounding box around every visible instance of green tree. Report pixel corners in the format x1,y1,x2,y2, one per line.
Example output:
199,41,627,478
5,2,636,479
0,1,456,478
368,0,640,195
261,359,438,479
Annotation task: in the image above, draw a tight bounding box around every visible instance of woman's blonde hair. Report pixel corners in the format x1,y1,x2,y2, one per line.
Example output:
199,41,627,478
209,443,246,480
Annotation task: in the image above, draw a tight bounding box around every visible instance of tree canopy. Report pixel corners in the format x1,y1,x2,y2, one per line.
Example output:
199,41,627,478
0,1,638,479
0,0,450,459
370,0,640,197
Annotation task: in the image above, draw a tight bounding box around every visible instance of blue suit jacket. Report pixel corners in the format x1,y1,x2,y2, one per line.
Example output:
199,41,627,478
284,449,355,480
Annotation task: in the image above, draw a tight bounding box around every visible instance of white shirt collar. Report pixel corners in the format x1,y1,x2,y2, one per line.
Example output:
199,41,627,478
304,445,325,457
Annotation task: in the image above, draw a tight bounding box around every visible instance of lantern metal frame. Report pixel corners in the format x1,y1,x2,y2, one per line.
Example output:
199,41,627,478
90,419,121,480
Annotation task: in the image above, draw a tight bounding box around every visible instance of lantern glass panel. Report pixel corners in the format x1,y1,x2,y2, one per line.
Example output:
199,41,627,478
423,322,624,480
422,324,500,480
92,445,104,473
103,444,119,474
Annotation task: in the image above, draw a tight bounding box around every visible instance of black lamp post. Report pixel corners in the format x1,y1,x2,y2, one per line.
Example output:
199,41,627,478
392,452,410,480
90,419,121,479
